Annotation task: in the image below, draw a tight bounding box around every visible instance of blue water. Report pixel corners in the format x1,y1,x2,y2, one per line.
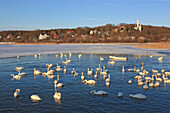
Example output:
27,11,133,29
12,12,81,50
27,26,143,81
0,53,170,112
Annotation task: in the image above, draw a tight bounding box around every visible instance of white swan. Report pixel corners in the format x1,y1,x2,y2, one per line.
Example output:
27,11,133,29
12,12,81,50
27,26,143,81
105,74,110,82
105,81,110,86
161,68,165,73
103,66,108,73
78,54,82,59
122,66,125,73
154,81,160,87
158,57,163,61
94,71,98,79
149,82,154,87
31,94,42,101
155,75,162,82
71,68,75,74
152,69,158,73
100,69,107,75
96,64,102,71
100,56,104,61
34,68,42,75
129,94,146,99
69,51,72,57
87,68,93,75
74,71,78,77
56,63,62,71
81,72,85,80
138,78,144,86
47,74,56,79
89,90,107,95
14,89,20,98
83,79,96,84
53,90,61,100
64,66,67,73
55,75,64,87
164,79,170,84
11,74,21,80
143,82,148,90
107,60,115,65
128,80,132,84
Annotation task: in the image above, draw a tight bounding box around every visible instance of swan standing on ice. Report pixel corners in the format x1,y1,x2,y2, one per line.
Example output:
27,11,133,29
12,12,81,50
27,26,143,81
14,89,20,98
129,94,146,99
89,90,107,95
31,95,42,101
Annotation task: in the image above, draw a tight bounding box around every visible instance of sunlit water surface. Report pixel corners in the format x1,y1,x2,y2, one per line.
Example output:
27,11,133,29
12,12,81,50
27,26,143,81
0,53,170,113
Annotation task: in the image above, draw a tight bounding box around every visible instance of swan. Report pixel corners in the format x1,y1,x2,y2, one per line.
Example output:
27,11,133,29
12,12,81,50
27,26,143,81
103,74,107,79
89,90,107,95
164,79,170,84
154,81,160,87
83,79,96,84
134,75,142,79
55,75,64,87
155,75,162,82
145,76,151,81
100,69,107,75
118,92,123,98
122,66,125,73
47,74,56,79
53,91,61,100
78,54,82,59
46,64,53,71
129,94,146,99
136,69,140,73
105,82,110,86
11,74,21,80
71,68,76,74
143,82,148,90
138,78,144,86
103,66,108,73
87,68,93,75
158,57,163,61
149,82,154,87
31,94,42,101
81,72,85,80
107,60,115,65
15,67,24,75
96,64,102,71
69,51,72,57
64,66,67,73
14,89,20,98
152,69,158,73
100,56,104,61
17,56,19,60
128,80,132,84
60,53,63,58
157,73,161,77
62,58,69,64
56,63,62,71
94,71,98,79
34,68,42,75
161,68,165,73
74,71,78,77
34,54,37,58
105,74,110,82
165,72,170,76
38,53,40,58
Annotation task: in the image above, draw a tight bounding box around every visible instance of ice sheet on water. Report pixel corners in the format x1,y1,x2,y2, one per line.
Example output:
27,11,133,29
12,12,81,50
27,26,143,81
0,44,169,58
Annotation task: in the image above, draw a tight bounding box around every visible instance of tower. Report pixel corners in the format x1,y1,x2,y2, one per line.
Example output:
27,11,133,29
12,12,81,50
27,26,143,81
137,20,139,28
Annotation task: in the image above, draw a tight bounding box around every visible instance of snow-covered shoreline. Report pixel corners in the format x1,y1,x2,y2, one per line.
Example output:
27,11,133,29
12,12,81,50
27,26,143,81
0,44,169,58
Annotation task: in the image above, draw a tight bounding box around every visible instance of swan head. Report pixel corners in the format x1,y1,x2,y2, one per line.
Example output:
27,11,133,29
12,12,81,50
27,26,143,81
82,79,87,83
54,80,58,84
129,94,133,97
16,89,20,92
89,90,96,94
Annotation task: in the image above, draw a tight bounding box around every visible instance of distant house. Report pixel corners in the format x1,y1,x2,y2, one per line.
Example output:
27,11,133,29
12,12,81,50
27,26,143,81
39,33,49,40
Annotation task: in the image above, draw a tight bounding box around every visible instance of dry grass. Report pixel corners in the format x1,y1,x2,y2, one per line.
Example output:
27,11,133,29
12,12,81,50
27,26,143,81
134,42,170,49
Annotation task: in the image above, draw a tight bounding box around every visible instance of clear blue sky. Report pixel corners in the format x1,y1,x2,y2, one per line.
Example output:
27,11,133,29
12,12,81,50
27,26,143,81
0,0,170,31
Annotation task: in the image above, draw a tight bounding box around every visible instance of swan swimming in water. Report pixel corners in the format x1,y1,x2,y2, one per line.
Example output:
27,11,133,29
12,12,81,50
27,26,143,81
129,94,146,99
81,72,85,80
89,90,107,95
11,74,21,80
31,94,42,101
128,80,132,84
83,79,96,84
34,68,42,75
53,89,61,100
14,89,20,98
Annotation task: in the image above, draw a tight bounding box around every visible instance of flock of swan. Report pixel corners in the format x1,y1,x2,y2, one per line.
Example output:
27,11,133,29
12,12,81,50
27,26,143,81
12,53,169,101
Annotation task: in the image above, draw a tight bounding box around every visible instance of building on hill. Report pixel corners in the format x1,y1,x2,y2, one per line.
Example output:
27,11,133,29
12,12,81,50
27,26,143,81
39,33,49,40
134,20,142,31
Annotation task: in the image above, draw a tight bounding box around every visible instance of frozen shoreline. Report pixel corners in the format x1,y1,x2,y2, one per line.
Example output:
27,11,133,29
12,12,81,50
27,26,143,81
0,44,169,58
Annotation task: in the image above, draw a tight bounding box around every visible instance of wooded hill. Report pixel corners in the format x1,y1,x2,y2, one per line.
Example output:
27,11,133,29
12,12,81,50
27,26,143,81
0,24,170,43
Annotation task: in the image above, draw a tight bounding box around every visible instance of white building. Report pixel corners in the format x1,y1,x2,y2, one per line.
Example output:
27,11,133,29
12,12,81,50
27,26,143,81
134,20,142,31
